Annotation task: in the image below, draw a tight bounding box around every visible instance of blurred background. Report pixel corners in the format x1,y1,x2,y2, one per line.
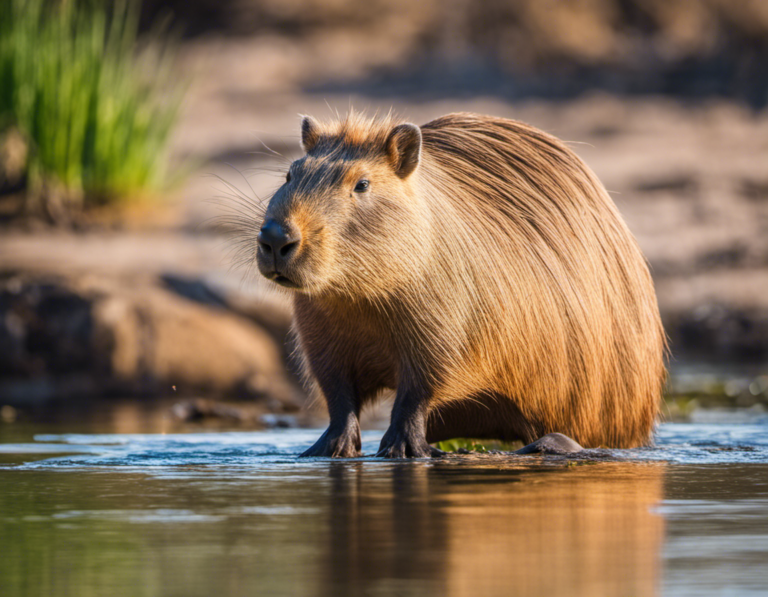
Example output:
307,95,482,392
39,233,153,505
1,0,767,433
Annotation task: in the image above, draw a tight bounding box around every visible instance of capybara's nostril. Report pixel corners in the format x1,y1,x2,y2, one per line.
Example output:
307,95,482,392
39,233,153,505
258,219,300,267
280,240,298,258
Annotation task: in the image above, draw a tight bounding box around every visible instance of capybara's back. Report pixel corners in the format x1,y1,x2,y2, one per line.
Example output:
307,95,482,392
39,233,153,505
415,113,666,448
253,111,667,456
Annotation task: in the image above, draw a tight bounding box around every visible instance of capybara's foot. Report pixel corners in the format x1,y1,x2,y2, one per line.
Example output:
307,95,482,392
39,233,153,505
515,432,584,455
376,427,445,458
300,423,362,458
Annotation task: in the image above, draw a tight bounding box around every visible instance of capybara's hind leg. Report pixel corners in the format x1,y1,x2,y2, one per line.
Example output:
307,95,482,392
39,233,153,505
515,433,584,455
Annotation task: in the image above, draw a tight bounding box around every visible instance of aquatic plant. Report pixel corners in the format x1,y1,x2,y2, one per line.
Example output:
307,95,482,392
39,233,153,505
434,438,524,453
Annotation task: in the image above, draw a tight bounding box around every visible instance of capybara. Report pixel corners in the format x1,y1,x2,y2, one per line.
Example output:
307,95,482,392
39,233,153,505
249,111,666,457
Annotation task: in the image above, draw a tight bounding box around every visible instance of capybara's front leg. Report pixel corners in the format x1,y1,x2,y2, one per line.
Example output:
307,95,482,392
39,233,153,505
300,410,361,458
377,386,444,458
300,379,362,457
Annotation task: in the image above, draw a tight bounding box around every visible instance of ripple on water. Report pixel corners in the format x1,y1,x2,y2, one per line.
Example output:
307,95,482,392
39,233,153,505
0,422,766,470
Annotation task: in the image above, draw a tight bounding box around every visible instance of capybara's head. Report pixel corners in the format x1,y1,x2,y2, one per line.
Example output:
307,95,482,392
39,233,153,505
257,114,431,296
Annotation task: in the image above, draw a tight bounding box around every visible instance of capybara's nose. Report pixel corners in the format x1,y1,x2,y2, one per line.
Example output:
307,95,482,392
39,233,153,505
258,219,300,267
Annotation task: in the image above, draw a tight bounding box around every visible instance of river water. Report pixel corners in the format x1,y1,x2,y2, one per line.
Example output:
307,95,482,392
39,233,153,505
1,421,768,597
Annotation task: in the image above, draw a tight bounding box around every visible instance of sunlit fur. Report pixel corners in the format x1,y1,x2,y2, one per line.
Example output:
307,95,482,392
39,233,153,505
244,111,667,449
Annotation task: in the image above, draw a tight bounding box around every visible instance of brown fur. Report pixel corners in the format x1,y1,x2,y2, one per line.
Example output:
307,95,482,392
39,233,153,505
245,111,666,453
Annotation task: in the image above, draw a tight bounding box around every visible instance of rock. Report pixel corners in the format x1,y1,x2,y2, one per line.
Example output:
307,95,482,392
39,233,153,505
0,273,302,408
515,433,585,455
159,273,295,362
169,399,300,428
171,398,256,422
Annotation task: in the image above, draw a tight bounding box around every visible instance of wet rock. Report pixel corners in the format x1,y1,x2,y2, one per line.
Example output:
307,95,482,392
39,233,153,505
0,273,301,407
515,433,585,455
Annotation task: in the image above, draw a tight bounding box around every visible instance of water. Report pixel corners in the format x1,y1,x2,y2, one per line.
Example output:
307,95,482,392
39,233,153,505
1,423,768,597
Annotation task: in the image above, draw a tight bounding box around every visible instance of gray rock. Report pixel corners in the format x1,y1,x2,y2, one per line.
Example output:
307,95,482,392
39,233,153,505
0,273,301,408
515,433,584,455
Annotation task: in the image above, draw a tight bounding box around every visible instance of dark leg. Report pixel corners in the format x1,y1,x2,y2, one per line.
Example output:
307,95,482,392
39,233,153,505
300,411,361,458
376,384,444,458
300,380,362,458
294,295,396,458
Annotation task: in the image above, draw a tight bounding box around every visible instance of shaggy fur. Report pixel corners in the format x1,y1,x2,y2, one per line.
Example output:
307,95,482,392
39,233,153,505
244,111,667,456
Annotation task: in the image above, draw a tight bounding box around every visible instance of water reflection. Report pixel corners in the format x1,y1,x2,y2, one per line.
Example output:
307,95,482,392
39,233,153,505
322,462,449,596
3,433,768,597
0,459,664,597
317,460,664,597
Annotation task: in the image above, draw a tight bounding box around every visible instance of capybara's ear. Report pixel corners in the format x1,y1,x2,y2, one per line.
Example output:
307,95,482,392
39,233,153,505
386,123,421,178
300,115,320,153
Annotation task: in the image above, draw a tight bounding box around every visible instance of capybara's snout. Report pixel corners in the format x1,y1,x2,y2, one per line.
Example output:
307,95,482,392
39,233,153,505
257,218,302,284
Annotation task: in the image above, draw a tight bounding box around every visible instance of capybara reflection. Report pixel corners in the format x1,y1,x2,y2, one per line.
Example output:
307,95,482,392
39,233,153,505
252,112,666,457
318,461,666,597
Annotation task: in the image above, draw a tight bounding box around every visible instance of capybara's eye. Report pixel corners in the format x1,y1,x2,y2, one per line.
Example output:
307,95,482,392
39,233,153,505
354,180,369,193
286,171,292,183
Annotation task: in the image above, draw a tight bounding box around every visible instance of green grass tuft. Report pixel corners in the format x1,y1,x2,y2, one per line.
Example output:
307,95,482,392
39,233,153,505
0,0,183,211
434,438,524,453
